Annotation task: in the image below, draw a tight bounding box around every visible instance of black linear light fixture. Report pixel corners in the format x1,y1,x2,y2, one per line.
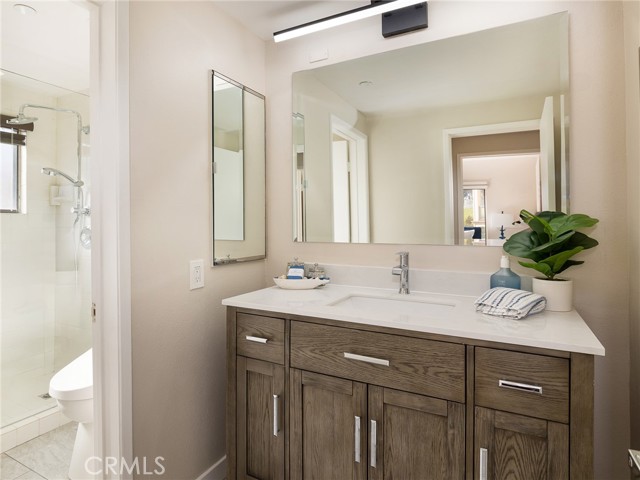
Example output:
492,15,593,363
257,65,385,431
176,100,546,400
273,0,428,43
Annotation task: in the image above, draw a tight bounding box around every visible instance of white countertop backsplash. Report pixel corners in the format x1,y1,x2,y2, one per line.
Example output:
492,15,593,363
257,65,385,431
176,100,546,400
317,263,533,296
223,266,604,357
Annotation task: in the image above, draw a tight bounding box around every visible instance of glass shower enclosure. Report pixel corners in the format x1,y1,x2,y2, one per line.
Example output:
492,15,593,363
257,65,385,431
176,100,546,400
1,69,92,428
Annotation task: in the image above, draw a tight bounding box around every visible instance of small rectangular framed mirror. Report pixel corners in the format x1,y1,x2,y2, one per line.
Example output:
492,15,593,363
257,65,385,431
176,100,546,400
212,71,265,265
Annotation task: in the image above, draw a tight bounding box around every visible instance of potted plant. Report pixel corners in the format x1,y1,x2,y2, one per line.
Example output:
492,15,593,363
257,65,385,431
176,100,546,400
502,209,599,311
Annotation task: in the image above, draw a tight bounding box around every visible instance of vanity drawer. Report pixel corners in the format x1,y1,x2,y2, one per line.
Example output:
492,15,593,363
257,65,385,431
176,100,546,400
290,321,465,402
475,347,569,423
236,313,285,365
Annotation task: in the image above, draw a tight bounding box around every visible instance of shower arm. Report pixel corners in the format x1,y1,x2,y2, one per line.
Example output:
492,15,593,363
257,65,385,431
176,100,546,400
18,104,84,185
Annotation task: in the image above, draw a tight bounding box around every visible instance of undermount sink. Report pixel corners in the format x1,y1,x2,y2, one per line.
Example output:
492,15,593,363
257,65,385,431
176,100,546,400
328,294,458,317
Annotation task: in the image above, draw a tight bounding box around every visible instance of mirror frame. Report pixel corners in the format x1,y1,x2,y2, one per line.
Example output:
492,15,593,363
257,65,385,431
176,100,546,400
211,70,266,266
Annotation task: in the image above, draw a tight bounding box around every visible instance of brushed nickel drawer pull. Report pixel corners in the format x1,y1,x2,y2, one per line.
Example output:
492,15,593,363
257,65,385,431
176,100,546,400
354,416,361,463
499,379,543,395
246,335,268,344
343,352,390,367
479,448,488,480
370,419,377,468
273,395,279,436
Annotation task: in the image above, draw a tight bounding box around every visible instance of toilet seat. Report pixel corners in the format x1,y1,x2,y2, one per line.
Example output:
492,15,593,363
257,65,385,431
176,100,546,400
49,349,93,401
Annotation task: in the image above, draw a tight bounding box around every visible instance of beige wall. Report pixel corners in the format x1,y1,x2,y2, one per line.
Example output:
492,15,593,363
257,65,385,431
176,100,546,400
624,0,640,450
129,2,266,478
293,73,364,242
266,2,630,476
367,97,544,244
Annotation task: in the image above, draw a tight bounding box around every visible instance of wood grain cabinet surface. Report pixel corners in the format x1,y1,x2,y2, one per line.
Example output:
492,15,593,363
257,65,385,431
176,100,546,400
226,307,595,480
475,347,570,423
290,321,466,402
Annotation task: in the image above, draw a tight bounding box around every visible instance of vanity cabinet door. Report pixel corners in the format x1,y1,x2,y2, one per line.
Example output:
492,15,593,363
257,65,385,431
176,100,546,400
237,356,285,480
474,407,568,480
368,386,465,480
290,369,367,480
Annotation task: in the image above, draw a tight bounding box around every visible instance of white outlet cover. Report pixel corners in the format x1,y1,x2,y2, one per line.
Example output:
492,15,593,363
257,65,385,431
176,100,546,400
190,259,205,290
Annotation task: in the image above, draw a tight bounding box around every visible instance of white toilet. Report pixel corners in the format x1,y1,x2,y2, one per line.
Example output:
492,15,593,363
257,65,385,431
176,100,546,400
49,349,95,480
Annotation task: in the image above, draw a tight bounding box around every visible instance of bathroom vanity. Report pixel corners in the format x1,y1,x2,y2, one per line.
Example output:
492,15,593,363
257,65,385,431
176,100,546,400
224,284,604,479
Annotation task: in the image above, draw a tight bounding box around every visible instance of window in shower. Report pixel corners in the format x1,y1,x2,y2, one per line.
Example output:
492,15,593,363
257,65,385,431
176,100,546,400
0,119,27,213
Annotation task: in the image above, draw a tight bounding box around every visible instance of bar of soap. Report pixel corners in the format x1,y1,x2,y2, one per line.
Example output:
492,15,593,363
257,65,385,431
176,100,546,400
286,266,305,279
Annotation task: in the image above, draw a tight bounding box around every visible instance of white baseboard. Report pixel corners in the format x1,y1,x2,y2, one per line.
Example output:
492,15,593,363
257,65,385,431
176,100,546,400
196,455,226,480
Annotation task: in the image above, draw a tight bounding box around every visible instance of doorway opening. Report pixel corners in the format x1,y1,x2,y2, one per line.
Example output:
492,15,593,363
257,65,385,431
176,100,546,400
330,116,370,243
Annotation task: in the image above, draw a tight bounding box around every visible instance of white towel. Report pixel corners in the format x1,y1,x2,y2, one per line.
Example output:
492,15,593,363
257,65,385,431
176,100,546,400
474,287,546,319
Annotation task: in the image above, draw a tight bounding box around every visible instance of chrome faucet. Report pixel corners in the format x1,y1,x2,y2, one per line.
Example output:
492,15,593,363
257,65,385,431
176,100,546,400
392,251,410,294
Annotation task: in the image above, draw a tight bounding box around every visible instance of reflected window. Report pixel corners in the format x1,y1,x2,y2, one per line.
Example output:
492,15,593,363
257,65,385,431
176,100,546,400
463,188,486,242
0,123,25,213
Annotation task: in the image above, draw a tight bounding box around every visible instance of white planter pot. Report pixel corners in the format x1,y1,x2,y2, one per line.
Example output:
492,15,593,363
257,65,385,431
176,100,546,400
532,277,573,312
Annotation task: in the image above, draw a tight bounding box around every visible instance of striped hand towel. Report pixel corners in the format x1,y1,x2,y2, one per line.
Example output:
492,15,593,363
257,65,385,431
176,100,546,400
474,287,546,319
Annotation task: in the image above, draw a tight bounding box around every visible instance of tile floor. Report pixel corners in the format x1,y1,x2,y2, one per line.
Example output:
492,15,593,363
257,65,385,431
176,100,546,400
0,422,76,480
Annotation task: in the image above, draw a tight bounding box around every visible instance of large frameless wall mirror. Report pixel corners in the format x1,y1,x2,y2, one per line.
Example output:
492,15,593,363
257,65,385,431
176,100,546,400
292,12,569,246
212,71,266,265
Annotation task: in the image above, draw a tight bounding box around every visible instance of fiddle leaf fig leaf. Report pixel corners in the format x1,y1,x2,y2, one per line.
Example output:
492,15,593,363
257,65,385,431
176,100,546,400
530,230,575,254
535,211,566,223
548,214,599,238
503,230,545,261
519,210,550,237
518,260,553,278
540,246,585,274
555,259,584,275
565,231,599,250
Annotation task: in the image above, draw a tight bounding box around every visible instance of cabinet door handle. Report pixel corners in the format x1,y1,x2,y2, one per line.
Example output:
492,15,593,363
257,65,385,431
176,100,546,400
246,335,268,344
370,419,377,468
354,416,361,463
343,352,390,367
499,379,543,395
273,395,279,437
479,447,488,480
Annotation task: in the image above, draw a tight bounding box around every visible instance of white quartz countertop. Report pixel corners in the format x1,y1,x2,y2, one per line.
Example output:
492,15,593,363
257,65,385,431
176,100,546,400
222,283,605,356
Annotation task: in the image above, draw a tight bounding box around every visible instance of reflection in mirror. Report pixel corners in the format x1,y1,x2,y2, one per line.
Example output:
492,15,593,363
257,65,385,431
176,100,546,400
292,12,569,246
212,71,265,265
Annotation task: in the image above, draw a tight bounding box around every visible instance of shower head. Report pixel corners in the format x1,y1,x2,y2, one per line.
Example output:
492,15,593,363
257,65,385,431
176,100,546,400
41,167,84,187
6,113,38,125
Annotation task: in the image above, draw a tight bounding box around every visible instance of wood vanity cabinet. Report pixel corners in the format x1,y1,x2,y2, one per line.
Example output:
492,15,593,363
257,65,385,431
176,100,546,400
472,347,573,479
227,308,595,480
231,312,286,480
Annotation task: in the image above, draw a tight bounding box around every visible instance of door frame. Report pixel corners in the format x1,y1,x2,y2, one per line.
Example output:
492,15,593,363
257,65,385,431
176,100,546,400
89,1,133,478
330,115,370,243
442,120,540,244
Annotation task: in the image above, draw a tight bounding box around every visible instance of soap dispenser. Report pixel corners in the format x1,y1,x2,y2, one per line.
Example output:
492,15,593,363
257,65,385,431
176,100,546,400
490,255,521,289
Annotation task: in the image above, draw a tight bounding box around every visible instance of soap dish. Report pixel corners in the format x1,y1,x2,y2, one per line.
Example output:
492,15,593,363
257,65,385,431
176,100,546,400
273,277,330,290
